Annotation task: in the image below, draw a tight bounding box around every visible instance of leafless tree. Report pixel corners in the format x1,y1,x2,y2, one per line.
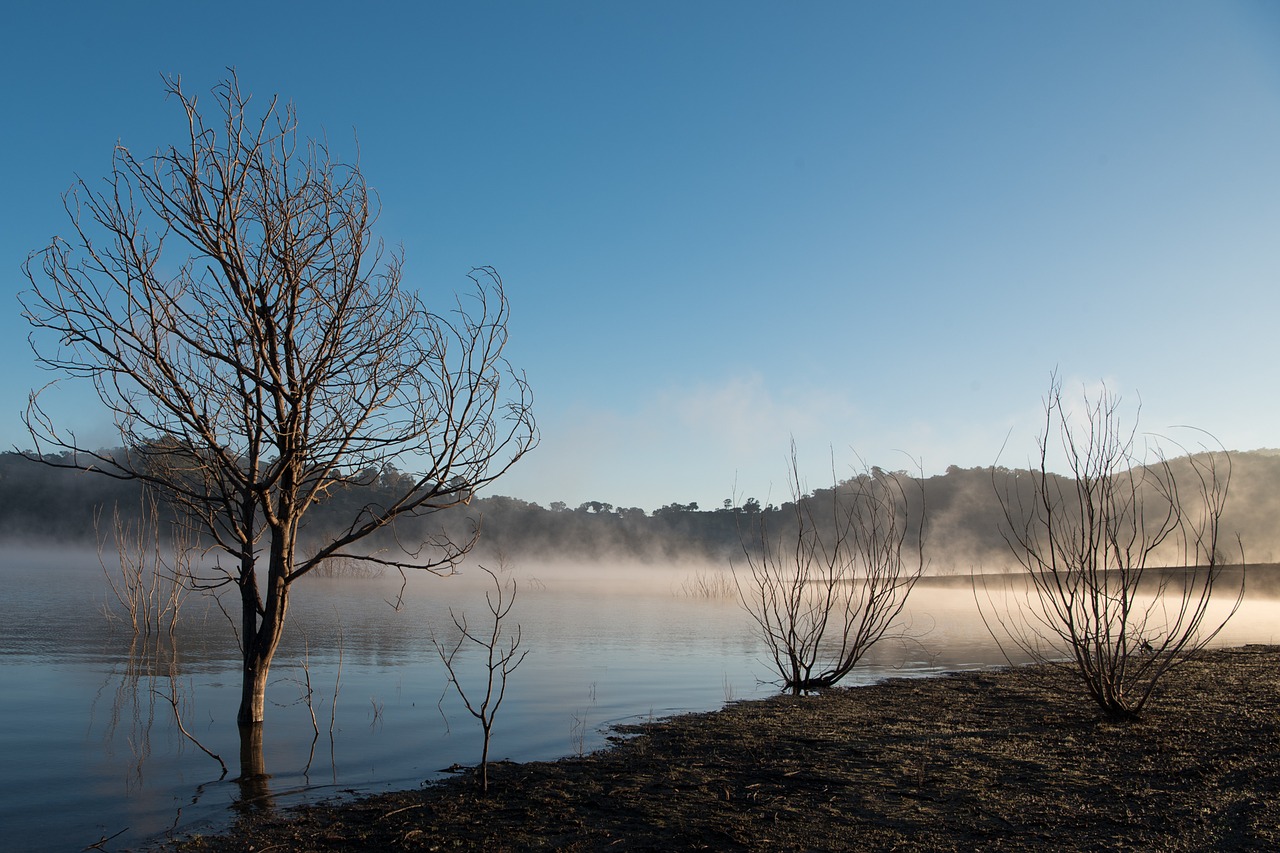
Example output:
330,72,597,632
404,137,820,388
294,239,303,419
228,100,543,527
431,564,527,792
734,445,926,695
988,376,1242,719
20,72,536,730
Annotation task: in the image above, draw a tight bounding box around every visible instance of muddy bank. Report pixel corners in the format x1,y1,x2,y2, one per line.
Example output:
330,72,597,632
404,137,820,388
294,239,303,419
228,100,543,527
173,645,1280,851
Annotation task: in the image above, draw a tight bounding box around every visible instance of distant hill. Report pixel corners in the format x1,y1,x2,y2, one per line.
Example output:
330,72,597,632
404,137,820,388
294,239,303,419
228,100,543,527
1,448,1276,571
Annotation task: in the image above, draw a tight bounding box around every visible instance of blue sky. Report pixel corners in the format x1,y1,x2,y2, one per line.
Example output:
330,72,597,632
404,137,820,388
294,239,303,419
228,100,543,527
3,1,1279,511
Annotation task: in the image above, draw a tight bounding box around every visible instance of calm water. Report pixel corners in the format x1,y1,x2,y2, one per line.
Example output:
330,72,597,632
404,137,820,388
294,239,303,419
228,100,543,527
1,551,1275,852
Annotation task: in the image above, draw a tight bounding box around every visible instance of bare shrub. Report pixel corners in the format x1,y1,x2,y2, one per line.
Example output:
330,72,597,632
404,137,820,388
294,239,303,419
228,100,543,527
431,565,528,792
987,376,1243,719
98,490,192,637
677,567,737,599
310,556,385,580
734,445,926,694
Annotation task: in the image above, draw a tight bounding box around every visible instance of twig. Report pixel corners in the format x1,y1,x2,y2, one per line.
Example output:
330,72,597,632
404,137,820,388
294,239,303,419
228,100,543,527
82,826,128,851
153,686,228,776
377,803,425,821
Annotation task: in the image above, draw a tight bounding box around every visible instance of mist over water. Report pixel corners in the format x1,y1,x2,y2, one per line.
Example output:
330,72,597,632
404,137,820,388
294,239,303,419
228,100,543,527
2,550,1277,851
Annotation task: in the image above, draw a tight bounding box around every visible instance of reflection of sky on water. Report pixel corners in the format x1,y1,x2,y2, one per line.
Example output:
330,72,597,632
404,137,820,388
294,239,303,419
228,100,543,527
1,554,1277,852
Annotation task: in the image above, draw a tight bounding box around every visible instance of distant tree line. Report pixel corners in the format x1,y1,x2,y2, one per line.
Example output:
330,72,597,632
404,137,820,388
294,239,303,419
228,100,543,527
3,447,1278,570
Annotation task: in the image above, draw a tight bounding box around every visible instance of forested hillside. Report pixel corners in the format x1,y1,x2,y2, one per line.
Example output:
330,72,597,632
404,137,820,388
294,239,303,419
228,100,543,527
2,449,1277,571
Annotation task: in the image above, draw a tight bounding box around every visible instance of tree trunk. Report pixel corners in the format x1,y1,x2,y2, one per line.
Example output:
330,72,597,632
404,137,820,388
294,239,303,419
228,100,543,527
235,719,274,811
238,652,274,726
236,543,292,726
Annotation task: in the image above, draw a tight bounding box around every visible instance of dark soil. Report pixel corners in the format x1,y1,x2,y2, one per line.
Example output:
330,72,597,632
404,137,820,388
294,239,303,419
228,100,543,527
172,646,1280,851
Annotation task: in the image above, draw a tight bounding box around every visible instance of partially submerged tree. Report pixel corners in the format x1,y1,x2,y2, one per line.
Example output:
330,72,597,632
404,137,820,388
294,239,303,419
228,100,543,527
735,445,926,694
20,73,536,729
989,376,1242,719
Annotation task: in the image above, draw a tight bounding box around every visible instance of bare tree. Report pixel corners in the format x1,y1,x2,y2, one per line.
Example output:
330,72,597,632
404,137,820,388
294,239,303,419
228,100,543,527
989,376,1242,719
431,564,527,792
734,445,926,695
20,72,536,730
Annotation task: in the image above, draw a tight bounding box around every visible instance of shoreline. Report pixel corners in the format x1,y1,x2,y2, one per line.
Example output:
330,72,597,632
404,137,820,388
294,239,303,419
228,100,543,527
172,645,1280,851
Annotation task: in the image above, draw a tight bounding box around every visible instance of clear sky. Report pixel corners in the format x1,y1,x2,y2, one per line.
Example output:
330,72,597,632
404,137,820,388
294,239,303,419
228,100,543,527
3,1,1279,512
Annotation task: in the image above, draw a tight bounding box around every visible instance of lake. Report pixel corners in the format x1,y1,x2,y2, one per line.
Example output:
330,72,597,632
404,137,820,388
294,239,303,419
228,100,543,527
1,551,1275,852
